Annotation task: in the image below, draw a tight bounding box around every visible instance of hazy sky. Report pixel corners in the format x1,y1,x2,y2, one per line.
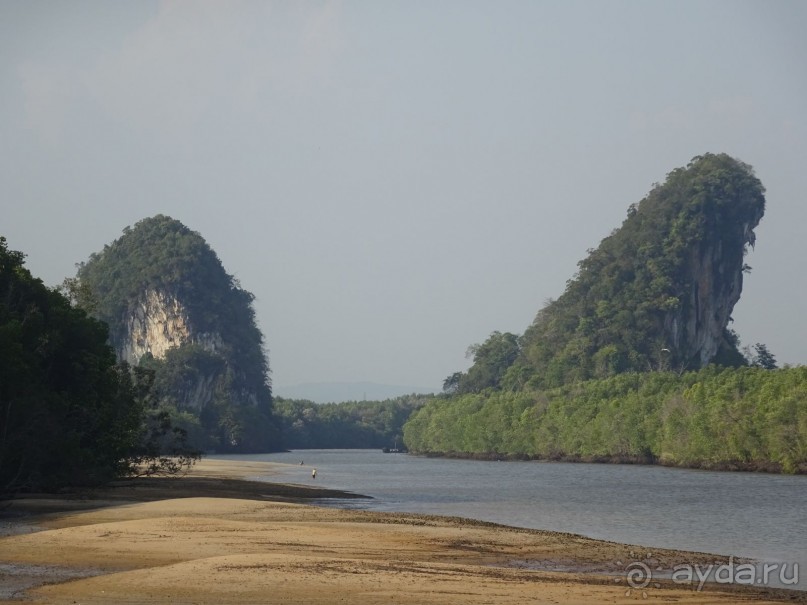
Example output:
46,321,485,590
2,1,806,393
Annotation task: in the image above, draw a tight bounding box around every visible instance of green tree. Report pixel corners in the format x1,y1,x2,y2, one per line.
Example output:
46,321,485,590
442,372,463,394
453,331,521,394
1,237,142,493
748,343,777,370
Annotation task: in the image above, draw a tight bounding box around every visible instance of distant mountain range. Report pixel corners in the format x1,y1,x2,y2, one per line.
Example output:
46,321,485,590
274,381,436,403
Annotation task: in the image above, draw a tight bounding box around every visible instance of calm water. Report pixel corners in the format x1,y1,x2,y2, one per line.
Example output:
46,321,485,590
212,449,806,589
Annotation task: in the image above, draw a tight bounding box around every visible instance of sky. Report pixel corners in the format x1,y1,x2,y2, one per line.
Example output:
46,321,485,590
2,1,806,394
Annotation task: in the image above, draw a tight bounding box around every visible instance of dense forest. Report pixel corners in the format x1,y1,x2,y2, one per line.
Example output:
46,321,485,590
71,215,279,453
274,395,429,449
0,237,196,495
405,154,807,473
405,367,807,473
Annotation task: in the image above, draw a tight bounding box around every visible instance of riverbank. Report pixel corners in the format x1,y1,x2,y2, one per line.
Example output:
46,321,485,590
402,368,807,475
418,450,796,474
0,459,802,604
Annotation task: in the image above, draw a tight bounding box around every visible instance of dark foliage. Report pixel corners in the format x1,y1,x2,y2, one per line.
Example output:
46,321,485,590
122,364,201,477
1,238,137,493
747,343,778,370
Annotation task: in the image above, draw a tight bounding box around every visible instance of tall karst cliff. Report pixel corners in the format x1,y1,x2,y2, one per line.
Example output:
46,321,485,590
76,215,278,452
455,153,766,393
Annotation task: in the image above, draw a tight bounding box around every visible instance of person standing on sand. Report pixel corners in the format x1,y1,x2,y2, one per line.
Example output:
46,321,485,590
312,468,317,480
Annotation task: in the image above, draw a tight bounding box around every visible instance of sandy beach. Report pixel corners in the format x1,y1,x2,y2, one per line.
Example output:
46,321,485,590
0,459,802,604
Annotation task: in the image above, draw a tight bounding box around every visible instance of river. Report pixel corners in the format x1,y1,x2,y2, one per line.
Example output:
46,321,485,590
211,449,806,589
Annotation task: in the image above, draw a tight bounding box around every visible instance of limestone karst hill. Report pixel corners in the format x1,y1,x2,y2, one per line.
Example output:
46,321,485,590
451,153,766,393
74,215,279,452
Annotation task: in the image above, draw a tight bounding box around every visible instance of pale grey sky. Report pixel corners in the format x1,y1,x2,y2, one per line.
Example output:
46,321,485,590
2,1,806,392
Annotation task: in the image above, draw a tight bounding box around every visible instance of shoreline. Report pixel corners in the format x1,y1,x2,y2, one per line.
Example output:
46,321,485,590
1,459,803,604
415,450,806,474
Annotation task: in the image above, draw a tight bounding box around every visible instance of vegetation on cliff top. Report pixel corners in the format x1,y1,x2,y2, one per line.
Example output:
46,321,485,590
73,215,279,453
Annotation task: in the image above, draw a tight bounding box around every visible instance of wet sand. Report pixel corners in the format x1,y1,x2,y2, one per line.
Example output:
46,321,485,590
0,459,802,604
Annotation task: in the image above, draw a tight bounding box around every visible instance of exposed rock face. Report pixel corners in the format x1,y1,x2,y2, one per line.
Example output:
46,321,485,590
117,289,222,365
115,288,229,411
666,235,747,365
664,200,764,368
118,289,187,363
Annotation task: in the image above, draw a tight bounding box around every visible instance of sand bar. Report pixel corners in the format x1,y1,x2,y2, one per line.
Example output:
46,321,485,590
0,458,802,604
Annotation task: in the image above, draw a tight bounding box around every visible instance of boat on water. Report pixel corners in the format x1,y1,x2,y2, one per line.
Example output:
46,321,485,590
382,439,406,453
